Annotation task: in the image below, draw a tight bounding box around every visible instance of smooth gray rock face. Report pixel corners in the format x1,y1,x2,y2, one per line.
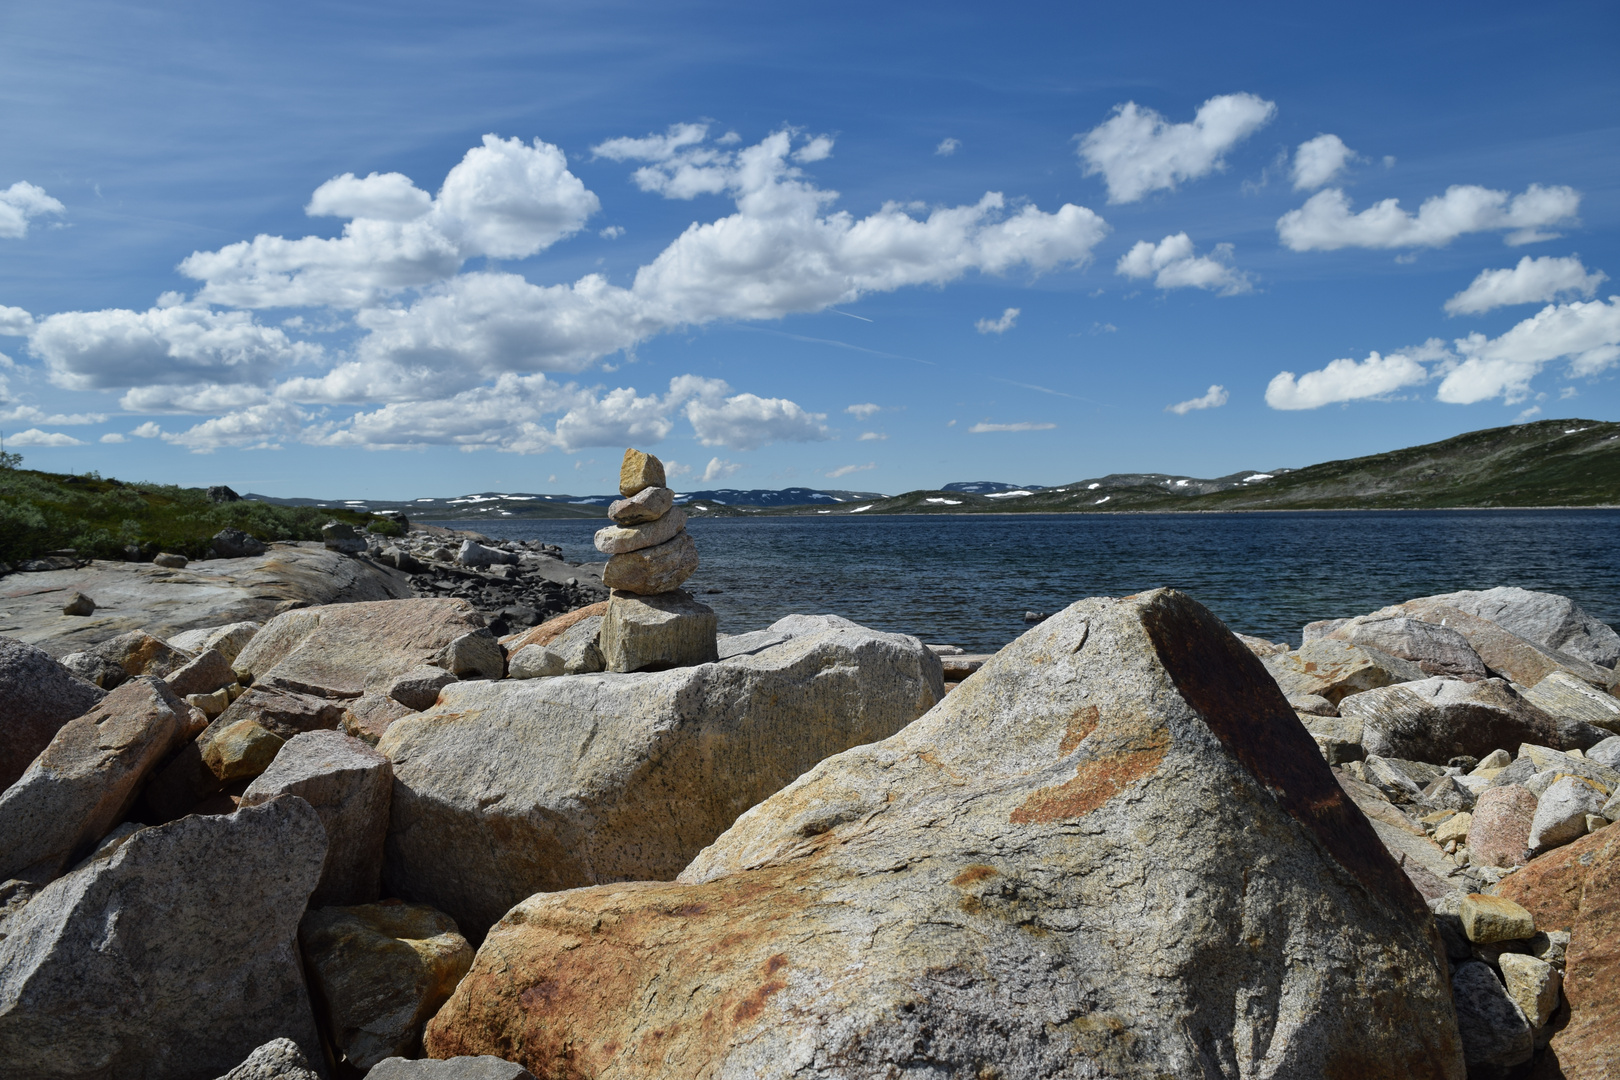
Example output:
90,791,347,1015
368,1059,535,1080
167,621,261,665
1339,676,1600,763
1451,961,1533,1073
1589,735,1620,768
213,1038,321,1080
1518,670,1620,734
1262,639,1425,705
1527,775,1607,853
0,676,188,882
593,505,686,555
241,731,392,906
1325,616,1488,679
599,591,716,673
0,797,328,1080
715,630,790,660
379,624,945,938
428,591,1465,1078
767,612,862,637
1417,586,1620,669
607,484,673,525
0,635,105,792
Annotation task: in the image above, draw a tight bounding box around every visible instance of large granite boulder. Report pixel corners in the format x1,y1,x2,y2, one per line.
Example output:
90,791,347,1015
0,677,189,882
59,629,192,690
1412,586,1620,669
168,621,261,665
1323,615,1489,679
425,590,1465,1078
213,1038,322,1080
1394,599,1613,690
1519,670,1620,734
299,901,472,1071
1450,961,1533,1076
598,590,717,672
1338,676,1604,764
0,636,105,791
380,623,945,938
233,599,491,697
1261,638,1425,705
1495,825,1620,1080
241,731,392,906
1469,785,1539,869
0,797,328,1079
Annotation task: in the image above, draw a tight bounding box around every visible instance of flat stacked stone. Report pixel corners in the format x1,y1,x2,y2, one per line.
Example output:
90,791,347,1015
594,449,718,672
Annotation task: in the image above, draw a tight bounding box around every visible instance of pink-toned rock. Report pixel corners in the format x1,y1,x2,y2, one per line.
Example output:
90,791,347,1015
1468,784,1538,869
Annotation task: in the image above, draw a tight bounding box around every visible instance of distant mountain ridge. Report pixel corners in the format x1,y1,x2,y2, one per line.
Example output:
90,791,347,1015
241,485,886,519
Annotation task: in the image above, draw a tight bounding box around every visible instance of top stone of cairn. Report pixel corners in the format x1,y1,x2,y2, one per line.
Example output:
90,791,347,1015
619,449,665,498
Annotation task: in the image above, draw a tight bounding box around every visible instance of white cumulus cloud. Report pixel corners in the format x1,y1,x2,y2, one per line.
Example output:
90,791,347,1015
1444,255,1607,315
1264,343,1442,409
7,427,85,447
857,431,887,441
0,405,107,425
1291,135,1356,191
845,402,881,419
1277,183,1581,252
936,138,961,157
1166,385,1229,414
1438,297,1620,404
969,421,1056,433
976,307,1020,334
0,306,33,336
1116,233,1251,295
700,457,741,482
677,374,830,450
1078,93,1276,204
0,182,65,239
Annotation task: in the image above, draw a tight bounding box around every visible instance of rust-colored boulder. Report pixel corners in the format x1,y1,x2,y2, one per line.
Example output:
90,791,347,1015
499,602,610,650
425,590,1464,1079
1498,824,1620,1080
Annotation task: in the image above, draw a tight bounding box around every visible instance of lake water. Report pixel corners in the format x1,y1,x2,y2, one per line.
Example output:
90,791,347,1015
439,510,1620,653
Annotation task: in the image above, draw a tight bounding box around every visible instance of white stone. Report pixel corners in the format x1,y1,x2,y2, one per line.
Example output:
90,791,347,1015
1527,775,1607,852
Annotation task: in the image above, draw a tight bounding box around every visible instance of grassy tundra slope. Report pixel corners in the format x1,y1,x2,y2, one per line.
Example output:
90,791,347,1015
720,419,1620,517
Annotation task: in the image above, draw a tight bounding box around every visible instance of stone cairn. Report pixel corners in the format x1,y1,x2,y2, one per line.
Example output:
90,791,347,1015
594,448,719,672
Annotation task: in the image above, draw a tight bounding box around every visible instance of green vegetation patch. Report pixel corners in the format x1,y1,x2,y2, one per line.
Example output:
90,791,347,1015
0,465,385,565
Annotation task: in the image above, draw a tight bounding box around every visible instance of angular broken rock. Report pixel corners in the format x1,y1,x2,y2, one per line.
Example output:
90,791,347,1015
387,665,458,712
60,592,95,617
342,693,417,745
1324,615,1488,679
380,621,945,938
1460,892,1536,943
369,1058,535,1080
241,730,392,906
1468,784,1539,868
598,591,716,673
1413,586,1620,669
1451,961,1533,1074
60,629,194,690
1396,598,1613,690
165,647,235,698
1527,775,1607,853
1519,670,1620,734
0,676,188,882
507,617,604,680
1338,676,1593,763
434,629,504,681
607,484,674,525
1588,735,1620,769
617,447,664,497
1497,952,1561,1029
1261,638,1425,705
498,601,609,651
601,530,698,595
300,900,472,1070
204,719,287,782
169,620,261,665
593,505,686,555
1493,825,1620,1080
0,635,105,791
425,590,1465,1076
0,797,328,1079
214,1037,322,1080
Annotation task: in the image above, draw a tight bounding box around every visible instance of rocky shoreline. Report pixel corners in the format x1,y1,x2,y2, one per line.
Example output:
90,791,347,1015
0,472,1617,1079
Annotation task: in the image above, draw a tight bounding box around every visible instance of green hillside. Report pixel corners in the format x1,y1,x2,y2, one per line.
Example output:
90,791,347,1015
0,465,394,566
729,419,1620,517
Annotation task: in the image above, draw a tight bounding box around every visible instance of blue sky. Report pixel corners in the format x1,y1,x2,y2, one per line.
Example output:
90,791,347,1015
1,0,1616,497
